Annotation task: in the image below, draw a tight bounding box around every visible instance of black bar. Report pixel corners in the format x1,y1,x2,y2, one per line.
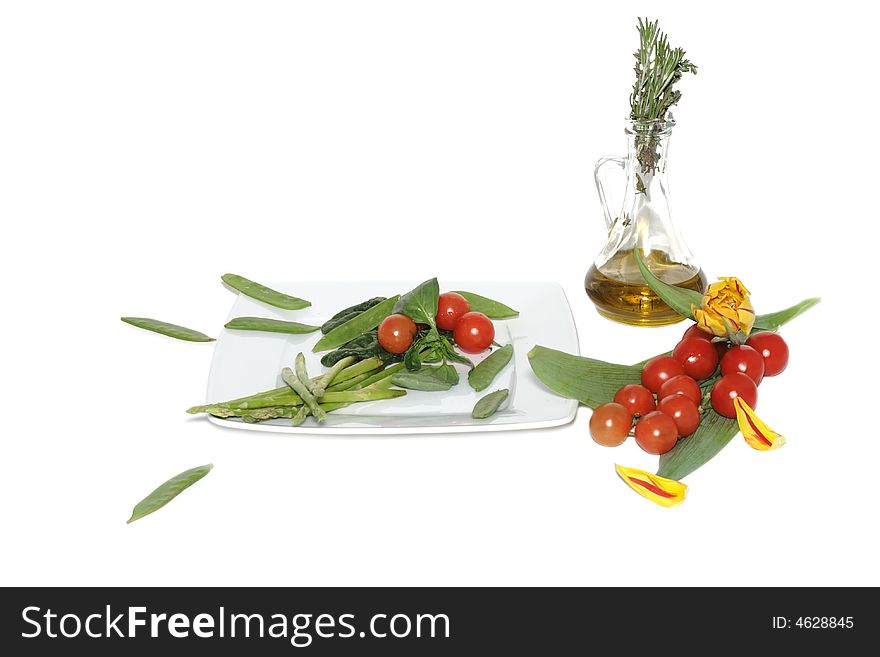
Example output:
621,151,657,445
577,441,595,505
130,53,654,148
0,587,872,654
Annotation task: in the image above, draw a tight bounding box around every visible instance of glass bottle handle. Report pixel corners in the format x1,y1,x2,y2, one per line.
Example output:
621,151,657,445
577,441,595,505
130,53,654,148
594,156,627,232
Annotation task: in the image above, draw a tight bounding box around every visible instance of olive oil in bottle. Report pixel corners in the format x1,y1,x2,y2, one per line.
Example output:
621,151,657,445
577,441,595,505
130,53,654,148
585,249,706,326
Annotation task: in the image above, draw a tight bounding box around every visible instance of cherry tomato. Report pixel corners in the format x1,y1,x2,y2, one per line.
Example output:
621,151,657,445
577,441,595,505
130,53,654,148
377,313,417,354
710,372,758,418
658,374,702,405
682,324,714,343
641,355,685,393
613,384,656,417
746,331,789,377
672,337,719,380
634,411,679,455
453,311,495,353
436,292,470,331
589,402,632,447
657,394,701,436
720,345,765,385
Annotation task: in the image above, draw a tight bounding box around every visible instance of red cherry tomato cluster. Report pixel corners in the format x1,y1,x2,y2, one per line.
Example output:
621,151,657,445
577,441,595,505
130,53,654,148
589,324,790,454
377,292,495,355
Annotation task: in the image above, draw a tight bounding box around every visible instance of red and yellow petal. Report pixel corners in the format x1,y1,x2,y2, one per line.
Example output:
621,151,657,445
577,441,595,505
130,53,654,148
615,464,688,508
734,397,785,450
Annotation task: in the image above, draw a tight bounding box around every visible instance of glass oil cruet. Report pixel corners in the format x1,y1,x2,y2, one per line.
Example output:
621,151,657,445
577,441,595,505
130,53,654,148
585,115,706,326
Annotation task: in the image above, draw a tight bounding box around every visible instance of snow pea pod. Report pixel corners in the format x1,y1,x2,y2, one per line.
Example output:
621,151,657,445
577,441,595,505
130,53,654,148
471,389,509,419
313,296,400,352
225,317,320,334
468,344,513,391
453,291,519,318
121,317,215,342
222,274,310,310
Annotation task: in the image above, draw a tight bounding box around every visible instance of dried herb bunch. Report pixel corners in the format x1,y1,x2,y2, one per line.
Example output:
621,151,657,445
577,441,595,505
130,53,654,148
629,18,697,177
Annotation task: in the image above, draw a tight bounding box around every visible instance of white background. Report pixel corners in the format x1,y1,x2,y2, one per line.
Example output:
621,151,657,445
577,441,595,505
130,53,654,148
1,1,877,587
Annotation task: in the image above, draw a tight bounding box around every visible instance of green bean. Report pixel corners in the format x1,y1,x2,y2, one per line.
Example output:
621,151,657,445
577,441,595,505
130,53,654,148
224,317,320,334
313,296,400,352
222,274,310,310
468,344,514,391
121,317,215,342
471,389,509,419
282,366,327,421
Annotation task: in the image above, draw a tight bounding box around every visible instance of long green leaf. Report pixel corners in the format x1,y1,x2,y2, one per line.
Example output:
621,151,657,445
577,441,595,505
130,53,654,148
657,412,739,480
121,317,215,342
221,274,310,310
127,464,213,523
527,346,641,408
224,317,320,334
753,297,821,331
633,248,703,319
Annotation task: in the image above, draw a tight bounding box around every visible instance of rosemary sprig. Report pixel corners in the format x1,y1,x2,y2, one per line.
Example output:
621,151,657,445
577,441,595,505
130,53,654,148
628,18,697,176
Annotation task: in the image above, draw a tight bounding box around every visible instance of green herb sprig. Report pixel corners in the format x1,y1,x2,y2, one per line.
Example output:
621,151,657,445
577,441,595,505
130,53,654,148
628,18,697,175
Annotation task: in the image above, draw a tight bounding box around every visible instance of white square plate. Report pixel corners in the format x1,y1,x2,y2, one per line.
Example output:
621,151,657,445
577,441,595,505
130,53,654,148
205,281,579,434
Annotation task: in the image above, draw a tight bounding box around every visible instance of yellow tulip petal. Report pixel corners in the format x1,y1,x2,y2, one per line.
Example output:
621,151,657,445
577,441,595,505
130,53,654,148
615,464,688,508
734,398,785,450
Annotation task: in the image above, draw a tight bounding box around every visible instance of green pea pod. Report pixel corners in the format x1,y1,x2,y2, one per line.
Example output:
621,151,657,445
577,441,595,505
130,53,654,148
320,310,361,334
324,296,387,325
313,296,400,352
225,317,320,334
127,464,213,524
453,291,519,318
472,389,509,419
468,344,513,391
222,274,311,310
121,317,215,342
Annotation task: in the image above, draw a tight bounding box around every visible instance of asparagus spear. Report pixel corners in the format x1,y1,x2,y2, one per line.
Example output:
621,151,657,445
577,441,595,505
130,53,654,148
291,406,309,426
311,355,356,398
295,353,321,399
326,369,382,392
282,365,327,422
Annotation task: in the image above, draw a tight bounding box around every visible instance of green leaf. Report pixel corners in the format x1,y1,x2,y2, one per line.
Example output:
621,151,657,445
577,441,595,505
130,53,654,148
121,317,215,342
221,274,310,310
320,330,397,367
224,317,320,334
391,363,460,391
633,248,703,319
469,344,513,391
452,291,519,318
527,345,641,408
472,389,509,419
657,411,739,480
127,464,213,523
313,296,400,352
753,297,820,331
393,278,440,326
